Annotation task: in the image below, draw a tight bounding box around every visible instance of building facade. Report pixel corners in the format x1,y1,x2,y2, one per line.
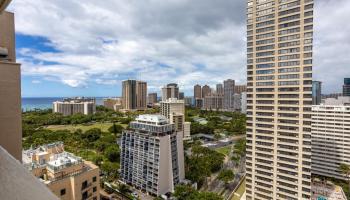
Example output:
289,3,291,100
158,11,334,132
22,142,100,200
122,80,147,111
311,105,350,180
194,84,202,100
0,6,22,161
234,85,247,94
224,79,235,111
148,93,158,106
343,78,350,97
201,85,211,98
53,98,96,116
120,115,185,196
160,98,190,140
103,97,122,111
203,93,224,111
162,83,179,101
312,81,322,105
246,0,313,199
216,84,224,94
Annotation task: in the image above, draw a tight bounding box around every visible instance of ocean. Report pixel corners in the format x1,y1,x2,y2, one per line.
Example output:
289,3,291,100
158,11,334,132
22,97,105,111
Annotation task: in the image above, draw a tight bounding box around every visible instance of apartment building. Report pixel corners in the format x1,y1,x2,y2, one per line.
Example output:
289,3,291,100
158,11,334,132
122,80,147,111
216,84,224,94
194,84,202,99
160,98,190,140
103,97,122,111
148,93,158,106
201,85,211,99
224,79,235,111
203,92,224,111
312,104,350,180
120,115,185,196
22,142,100,200
162,83,180,101
246,0,313,199
234,85,247,94
0,2,22,161
53,98,96,116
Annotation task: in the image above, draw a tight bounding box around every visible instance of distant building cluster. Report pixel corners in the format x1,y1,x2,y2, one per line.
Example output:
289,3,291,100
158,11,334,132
53,97,96,116
193,80,247,113
22,142,100,200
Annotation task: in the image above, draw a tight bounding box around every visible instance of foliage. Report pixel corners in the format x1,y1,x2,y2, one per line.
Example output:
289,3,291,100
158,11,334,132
104,145,120,162
108,123,124,134
185,145,225,187
217,169,235,185
174,185,223,200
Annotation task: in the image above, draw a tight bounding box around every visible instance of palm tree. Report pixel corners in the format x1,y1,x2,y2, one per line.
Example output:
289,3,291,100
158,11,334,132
339,163,350,190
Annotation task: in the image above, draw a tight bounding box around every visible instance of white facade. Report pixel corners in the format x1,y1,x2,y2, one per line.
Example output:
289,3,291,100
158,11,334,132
53,98,96,116
312,105,350,180
120,115,185,196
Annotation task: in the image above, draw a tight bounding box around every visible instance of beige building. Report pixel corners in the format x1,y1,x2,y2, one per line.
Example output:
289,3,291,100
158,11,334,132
122,80,147,111
23,142,100,200
234,85,247,94
120,115,185,196
53,98,96,116
162,83,180,101
160,98,190,140
103,97,122,111
224,79,235,111
147,93,158,106
201,85,211,99
0,2,22,161
246,0,313,199
194,84,202,99
203,92,224,111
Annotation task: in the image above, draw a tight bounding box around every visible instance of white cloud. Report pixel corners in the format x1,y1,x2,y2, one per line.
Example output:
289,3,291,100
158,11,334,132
31,80,41,84
9,0,350,94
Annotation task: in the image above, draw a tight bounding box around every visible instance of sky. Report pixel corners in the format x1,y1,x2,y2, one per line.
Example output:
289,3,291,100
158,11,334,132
8,0,350,97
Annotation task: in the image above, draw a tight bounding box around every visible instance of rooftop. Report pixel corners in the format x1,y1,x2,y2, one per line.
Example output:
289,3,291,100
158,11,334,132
136,114,168,124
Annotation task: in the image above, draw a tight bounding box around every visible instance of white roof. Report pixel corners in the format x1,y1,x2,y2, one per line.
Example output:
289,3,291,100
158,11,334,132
136,114,168,123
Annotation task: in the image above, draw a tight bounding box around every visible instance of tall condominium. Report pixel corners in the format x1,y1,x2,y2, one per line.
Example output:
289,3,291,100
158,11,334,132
148,92,158,105
120,115,185,196
179,92,185,100
162,83,179,101
201,85,211,98
234,84,247,94
0,4,22,161
312,81,322,105
224,79,235,111
246,0,313,199
194,84,202,99
343,78,350,97
216,83,224,94
203,93,224,111
53,98,96,116
22,142,100,200
122,80,147,111
312,100,350,180
160,98,190,140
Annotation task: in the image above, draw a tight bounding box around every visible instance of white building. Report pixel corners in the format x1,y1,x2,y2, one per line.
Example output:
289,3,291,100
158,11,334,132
312,104,350,180
53,98,96,116
120,115,185,196
160,98,191,140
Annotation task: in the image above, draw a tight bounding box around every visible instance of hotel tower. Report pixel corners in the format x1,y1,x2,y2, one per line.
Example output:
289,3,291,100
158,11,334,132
246,0,313,199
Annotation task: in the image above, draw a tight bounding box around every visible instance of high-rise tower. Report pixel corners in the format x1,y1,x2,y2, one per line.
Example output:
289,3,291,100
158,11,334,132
246,0,313,199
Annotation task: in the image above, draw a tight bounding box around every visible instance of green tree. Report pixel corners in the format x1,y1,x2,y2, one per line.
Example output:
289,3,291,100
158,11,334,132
174,185,223,200
108,123,124,135
101,161,119,181
339,163,350,190
104,145,120,162
217,169,235,187
82,128,102,143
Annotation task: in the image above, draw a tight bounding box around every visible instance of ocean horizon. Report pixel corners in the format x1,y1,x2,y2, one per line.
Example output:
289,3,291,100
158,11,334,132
22,97,107,111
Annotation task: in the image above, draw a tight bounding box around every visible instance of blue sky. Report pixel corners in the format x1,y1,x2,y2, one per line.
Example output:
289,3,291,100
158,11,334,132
10,0,350,97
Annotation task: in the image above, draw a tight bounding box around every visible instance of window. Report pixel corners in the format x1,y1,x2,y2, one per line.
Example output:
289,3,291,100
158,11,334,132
93,176,97,182
60,189,66,196
93,187,97,192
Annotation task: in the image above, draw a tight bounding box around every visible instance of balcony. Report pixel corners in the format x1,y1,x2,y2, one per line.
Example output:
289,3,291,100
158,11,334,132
0,47,9,61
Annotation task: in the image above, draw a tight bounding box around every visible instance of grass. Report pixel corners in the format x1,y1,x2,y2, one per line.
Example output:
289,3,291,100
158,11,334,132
216,146,232,156
231,179,245,200
46,122,127,132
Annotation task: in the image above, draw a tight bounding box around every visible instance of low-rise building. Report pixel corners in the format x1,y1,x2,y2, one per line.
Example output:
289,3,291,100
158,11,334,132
53,98,96,116
103,97,122,111
22,142,100,200
120,115,185,196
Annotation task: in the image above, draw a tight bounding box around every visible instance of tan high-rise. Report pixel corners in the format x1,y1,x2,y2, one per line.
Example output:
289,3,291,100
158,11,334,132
246,0,313,199
0,3,22,161
122,80,147,111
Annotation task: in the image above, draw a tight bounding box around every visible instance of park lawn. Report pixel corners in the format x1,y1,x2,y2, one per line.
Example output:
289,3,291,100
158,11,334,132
215,145,232,156
231,179,245,200
45,122,127,133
